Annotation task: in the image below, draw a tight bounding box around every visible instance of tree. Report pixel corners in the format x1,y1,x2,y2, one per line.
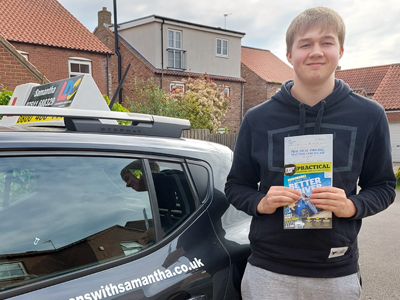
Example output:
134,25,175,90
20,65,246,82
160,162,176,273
127,75,230,133
167,74,231,133
128,77,183,118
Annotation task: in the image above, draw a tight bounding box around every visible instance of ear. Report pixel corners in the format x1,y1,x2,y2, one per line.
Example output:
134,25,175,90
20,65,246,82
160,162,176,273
339,47,344,59
286,51,293,65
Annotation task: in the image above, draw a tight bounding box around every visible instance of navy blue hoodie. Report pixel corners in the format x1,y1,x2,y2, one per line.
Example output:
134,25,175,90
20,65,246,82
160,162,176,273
225,79,396,278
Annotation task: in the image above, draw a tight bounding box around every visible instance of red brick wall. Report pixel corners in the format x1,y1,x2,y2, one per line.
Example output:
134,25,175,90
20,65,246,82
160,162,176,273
94,26,154,102
241,63,281,115
217,80,243,133
9,42,108,94
0,44,40,91
387,112,400,122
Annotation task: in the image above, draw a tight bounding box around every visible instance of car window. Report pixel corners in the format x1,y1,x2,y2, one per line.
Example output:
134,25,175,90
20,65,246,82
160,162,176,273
187,163,210,202
0,156,194,291
147,160,196,235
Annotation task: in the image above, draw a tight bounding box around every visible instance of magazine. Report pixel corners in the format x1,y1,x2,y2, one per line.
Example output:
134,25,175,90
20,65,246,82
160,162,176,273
283,134,333,229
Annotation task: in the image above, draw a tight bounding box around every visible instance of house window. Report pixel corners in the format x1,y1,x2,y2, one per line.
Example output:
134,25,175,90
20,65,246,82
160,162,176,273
216,38,228,57
0,262,27,280
68,57,92,77
168,29,184,69
224,87,230,97
17,50,29,61
170,82,185,93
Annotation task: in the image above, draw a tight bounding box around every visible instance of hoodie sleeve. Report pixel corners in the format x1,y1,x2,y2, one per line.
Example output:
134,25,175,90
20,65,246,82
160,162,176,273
224,116,266,217
348,110,396,219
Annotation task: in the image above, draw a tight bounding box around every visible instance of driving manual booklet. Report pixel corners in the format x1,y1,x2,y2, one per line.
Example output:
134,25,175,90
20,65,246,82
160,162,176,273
283,134,333,229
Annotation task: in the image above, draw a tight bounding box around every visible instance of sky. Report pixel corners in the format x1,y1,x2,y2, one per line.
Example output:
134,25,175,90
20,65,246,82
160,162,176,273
58,0,400,70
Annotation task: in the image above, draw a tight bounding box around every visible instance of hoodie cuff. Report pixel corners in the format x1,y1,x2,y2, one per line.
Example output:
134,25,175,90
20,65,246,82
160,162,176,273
250,193,267,217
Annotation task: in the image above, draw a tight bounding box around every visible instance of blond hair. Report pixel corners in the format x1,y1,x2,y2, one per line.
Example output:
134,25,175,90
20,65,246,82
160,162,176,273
286,7,345,53
120,160,160,178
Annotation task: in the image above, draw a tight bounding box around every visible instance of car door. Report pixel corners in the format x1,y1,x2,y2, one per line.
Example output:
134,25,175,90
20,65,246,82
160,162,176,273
0,153,232,300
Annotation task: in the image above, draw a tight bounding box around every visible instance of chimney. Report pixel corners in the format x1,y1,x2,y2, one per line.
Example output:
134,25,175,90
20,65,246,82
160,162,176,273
98,7,112,28
336,65,342,71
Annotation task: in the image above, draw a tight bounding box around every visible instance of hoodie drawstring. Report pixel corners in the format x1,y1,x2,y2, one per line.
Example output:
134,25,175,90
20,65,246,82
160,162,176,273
299,103,306,135
298,100,326,135
314,100,326,134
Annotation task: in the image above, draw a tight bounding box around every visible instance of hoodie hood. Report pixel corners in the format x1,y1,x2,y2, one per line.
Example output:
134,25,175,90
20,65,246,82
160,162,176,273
273,79,353,134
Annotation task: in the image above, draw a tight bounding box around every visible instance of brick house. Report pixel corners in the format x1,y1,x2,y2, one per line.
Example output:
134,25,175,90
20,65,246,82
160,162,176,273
336,64,400,161
0,34,50,88
0,0,112,95
241,46,294,115
94,8,246,132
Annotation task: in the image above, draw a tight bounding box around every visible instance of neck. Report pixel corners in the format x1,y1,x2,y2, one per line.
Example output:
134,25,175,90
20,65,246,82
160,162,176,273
291,75,335,106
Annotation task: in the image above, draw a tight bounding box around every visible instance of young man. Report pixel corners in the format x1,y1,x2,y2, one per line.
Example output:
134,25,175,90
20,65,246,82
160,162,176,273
225,7,396,299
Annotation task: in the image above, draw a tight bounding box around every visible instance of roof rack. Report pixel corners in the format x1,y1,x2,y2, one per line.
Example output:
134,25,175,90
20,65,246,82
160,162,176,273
0,106,191,138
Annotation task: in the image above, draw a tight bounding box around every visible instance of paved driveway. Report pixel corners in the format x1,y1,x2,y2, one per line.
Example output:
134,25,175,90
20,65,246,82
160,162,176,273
359,190,400,299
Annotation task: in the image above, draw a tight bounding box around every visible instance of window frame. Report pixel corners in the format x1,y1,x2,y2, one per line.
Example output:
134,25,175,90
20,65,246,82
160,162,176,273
0,262,28,281
17,50,29,61
170,82,185,93
167,29,184,70
68,57,92,78
216,38,229,57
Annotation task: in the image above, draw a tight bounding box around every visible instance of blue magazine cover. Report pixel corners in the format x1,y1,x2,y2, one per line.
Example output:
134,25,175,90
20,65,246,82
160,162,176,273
283,134,333,229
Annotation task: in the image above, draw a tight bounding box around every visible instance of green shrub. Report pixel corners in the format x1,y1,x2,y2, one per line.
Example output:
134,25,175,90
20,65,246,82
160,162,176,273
0,85,12,106
396,166,400,189
103,95,131,125
127,77,182,118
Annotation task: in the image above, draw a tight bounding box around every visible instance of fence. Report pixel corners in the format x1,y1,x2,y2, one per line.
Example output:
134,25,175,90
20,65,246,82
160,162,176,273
181,129,238,151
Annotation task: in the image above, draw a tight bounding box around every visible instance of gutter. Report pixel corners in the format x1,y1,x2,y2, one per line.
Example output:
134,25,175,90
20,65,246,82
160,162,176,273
160,19,165,89
113,0,122,104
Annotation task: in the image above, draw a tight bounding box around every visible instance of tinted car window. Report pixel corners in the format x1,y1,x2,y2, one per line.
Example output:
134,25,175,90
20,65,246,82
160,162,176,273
147,160,196,235
187,163,210,202
0,156,158,290
0,156,198,291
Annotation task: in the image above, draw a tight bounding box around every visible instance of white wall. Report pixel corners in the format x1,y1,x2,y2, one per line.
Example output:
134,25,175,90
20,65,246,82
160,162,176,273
118,18,243,78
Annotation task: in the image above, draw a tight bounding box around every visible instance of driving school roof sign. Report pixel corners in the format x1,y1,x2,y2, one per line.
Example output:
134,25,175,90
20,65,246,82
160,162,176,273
26,75,82,108
0,75,115,126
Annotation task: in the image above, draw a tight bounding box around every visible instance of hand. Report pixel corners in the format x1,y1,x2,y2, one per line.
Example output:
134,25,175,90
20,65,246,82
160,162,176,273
310,186,357,218
257,186,301,214
138,228,156,245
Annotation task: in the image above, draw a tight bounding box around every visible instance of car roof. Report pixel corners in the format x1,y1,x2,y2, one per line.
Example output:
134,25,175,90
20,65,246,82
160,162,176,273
0,106,233,164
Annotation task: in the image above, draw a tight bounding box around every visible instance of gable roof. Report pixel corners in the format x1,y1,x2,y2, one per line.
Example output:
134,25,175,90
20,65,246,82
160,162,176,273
336,64,400,110
0,0,111,54
0,33,50,84
241,46,293,83
373,64,400,110
335,65,391,97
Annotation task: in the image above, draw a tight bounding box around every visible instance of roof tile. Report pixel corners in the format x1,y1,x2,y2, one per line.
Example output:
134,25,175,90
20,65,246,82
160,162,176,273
241,46,293,83
0,0,111,54
336,64,400,110
373,65,400,110
335,65,390,96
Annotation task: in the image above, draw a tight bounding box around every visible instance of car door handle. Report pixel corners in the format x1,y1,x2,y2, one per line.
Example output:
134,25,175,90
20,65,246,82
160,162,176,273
188,295,207,300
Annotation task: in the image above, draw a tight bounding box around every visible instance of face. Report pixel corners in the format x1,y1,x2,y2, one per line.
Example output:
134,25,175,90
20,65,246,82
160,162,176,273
286,26,344,86
123,171,146,191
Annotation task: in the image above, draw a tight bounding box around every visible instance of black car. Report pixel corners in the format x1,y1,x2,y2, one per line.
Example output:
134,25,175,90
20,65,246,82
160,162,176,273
0,106,251,300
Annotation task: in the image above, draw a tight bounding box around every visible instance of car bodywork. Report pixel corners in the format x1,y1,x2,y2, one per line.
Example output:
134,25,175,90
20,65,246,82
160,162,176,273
0,119,251,300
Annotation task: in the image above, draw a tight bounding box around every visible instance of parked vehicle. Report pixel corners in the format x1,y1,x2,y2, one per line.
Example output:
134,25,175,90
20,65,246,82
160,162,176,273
0,105,251,300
